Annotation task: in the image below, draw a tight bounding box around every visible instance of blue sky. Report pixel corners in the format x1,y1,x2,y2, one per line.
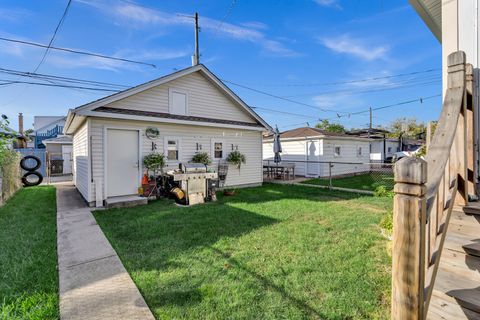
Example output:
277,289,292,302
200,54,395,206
0,0,441,131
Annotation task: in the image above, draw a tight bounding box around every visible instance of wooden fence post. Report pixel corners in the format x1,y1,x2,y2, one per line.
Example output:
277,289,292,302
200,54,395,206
392,157,427,320
465,63,477,198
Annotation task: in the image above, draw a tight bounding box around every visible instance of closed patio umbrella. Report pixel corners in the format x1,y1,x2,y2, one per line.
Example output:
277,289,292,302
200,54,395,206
273,126,282,163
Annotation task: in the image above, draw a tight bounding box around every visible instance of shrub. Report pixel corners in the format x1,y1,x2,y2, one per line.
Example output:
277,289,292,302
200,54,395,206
374,185,394,198
379,210,393,237
143,153,166,173
191,152,211,165
226,150,246,169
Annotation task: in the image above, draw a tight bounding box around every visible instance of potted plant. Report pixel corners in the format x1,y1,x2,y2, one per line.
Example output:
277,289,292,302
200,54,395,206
143,153,166,174
191,152,211,165
226,150,246,170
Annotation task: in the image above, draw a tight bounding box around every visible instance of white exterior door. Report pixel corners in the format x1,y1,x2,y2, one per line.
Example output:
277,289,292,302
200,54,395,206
62,145,73,174
106,129,139,197
306,140,319,177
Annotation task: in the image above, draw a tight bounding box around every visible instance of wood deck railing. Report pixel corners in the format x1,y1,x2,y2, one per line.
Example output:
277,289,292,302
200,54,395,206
391,51,477,319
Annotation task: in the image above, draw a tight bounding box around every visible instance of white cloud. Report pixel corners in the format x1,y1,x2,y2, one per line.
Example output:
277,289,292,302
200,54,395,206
313,0,342,9
319,34,388,61
313,92,365,112
77,0,300,57
240,21,268,30
0,7,32,23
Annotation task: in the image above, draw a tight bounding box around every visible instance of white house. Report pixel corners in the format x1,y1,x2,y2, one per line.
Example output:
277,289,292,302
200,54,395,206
64,64,271,206
410,0,480,175
263,127,371,177
369,138,400,162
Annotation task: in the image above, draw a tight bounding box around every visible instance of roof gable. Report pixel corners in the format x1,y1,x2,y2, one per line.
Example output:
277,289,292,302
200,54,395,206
66,64,271,132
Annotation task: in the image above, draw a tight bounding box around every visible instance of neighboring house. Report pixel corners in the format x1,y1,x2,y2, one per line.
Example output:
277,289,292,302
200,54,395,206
346,129,401,162
33,116,66,148
262,127,371,177
42,135,73,175
64,64,271,206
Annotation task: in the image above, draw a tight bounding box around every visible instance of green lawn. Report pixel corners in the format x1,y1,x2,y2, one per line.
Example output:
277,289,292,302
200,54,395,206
301,173,394,191
0,187,58,320
95,183,392,319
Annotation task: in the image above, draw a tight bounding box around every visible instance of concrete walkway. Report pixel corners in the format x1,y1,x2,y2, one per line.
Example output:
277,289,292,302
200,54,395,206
57,183,155,320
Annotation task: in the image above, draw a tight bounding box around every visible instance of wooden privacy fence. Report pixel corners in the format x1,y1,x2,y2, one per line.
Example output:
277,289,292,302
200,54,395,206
391,51,476,319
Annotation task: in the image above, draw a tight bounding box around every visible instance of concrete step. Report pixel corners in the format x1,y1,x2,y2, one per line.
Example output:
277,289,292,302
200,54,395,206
105,195,148,209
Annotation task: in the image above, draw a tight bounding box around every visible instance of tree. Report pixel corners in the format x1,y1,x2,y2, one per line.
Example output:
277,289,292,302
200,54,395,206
386,118,426,138
315,119,346,133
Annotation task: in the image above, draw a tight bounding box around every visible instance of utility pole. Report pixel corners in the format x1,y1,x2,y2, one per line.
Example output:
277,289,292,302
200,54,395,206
194,12,200,65
368,106,372,138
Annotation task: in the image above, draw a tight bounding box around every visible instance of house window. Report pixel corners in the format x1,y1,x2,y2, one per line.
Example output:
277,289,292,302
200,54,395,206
211,139,225,159
214,142,223,159
357,146,362,157
396,147,400,152
169,88,188,115
334,146,341,157
164,137,181,161
388,147,392,153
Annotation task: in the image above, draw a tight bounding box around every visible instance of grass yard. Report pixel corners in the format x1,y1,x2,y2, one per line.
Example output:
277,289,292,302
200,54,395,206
0,187,58,320
301,173,394,191
95,183,392,320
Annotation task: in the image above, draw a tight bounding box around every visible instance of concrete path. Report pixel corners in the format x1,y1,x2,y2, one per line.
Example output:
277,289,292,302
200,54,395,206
56,183,155,320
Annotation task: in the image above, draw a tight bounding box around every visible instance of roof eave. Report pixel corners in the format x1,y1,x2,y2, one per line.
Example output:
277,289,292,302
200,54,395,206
409,0,442,42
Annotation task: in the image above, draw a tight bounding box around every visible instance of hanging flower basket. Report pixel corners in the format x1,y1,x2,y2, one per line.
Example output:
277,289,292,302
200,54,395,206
226,150,246,170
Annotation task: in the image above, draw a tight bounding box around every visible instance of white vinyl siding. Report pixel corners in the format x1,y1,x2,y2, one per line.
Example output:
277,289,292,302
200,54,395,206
87,118,263,202
72,120,89,201
104,72,256,123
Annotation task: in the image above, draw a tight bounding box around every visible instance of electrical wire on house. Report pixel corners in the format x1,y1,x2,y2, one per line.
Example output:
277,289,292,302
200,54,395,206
221,79,349,114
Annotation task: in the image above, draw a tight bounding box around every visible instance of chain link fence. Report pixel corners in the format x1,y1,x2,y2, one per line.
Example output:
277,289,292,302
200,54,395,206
263,160,394,192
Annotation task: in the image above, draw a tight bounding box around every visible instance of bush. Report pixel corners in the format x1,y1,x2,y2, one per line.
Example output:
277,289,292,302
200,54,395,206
191,152,211,165
374,185,394,198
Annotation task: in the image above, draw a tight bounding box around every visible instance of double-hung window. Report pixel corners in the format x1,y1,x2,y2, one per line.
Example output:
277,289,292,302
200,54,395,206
164,137,181,161
211,139,226,160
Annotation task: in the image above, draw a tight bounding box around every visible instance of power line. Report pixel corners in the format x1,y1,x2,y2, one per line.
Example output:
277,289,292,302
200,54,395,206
0,37,157,68
251,106,320,119
277,94,442,129
0,79,120,92
0,67,130,89
33,0,72,73
216,0,237,33
221,79,348,114
283,78,441,98
245,68,441,87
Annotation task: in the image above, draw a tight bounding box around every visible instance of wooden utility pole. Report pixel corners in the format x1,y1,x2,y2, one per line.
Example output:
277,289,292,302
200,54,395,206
368,106,372,138
194,12,200,65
